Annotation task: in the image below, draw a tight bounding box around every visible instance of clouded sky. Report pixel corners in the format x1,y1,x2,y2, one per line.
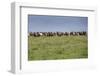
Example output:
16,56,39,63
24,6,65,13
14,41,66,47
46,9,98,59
28,15,88,32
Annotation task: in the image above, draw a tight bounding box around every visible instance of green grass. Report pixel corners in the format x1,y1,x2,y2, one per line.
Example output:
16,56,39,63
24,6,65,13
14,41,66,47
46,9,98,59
28,36,88,60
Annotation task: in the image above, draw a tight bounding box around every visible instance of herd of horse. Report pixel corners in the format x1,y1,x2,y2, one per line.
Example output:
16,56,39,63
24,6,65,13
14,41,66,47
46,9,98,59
28,31,87,37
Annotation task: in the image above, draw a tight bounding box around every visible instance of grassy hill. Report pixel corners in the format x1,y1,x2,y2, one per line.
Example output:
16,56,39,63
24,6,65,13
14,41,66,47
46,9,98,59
28,36,88,60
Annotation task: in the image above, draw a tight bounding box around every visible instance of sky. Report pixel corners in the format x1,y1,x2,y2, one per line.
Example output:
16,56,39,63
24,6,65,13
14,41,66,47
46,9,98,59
28,15,88,32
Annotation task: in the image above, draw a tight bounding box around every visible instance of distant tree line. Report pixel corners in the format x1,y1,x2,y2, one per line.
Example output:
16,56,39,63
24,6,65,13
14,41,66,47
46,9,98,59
28,31,87,37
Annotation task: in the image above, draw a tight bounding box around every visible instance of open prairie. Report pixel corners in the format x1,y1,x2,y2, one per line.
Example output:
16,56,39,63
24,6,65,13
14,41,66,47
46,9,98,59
28,36,88,60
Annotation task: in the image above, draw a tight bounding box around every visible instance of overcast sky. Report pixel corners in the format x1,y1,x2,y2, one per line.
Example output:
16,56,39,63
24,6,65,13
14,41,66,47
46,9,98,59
28,15,88,32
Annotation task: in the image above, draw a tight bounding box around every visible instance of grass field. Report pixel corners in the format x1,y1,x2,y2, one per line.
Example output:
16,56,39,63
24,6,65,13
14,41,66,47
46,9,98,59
28,36,88,60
